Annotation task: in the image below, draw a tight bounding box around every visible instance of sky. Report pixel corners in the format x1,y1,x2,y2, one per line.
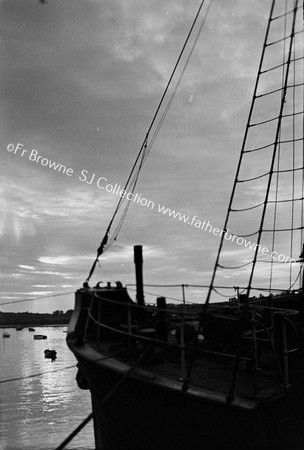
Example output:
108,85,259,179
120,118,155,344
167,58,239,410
1,0,303,313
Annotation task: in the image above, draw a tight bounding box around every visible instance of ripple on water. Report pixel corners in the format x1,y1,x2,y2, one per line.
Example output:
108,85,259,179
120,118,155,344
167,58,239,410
0,327,94,450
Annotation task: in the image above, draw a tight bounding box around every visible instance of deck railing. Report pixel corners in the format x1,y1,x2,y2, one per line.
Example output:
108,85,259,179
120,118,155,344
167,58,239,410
78,288,299,398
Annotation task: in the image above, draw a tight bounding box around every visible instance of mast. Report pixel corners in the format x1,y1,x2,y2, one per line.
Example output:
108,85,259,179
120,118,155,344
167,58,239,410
134,245,145,308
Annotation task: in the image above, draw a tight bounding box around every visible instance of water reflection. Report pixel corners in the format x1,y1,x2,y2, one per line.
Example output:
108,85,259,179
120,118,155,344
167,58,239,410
0,327,94,450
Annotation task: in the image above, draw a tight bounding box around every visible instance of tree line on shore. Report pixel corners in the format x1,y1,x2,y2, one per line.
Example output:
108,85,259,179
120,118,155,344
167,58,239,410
0,309,73,326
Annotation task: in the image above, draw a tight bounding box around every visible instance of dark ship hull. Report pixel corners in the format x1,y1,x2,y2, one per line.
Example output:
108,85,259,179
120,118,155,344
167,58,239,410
67,269,304,450
78,361,293,449
67,1,304,448
73,350,304,450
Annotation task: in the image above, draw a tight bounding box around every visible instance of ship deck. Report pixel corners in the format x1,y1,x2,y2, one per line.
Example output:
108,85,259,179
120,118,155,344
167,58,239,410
86,336,287,405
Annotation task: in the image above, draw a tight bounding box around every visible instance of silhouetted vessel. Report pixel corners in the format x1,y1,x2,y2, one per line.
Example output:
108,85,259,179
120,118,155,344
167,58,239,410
34,335,47,340
67,1,304,448
44,349,57,361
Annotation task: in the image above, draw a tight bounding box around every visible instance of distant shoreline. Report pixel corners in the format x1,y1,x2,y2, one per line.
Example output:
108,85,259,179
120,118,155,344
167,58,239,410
0,310,73,327
0,324,69,328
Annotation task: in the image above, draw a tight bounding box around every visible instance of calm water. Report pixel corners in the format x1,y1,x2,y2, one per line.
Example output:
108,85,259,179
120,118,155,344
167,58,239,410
0,327,94,450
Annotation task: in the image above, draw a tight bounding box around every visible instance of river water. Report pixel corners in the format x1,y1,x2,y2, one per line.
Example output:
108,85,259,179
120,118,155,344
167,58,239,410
0,327,95,450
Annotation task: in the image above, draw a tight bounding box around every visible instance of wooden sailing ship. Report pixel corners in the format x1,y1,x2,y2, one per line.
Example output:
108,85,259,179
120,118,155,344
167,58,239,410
67,1,304,448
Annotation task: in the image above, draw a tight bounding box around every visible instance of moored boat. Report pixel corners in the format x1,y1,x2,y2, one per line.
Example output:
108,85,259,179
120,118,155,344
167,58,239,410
67,1,304,449
33,334,47,340
44,349,57,361
68,250,304,449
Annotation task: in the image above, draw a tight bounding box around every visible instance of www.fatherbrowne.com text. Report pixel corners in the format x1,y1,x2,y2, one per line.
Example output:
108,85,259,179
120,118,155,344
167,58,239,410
6,142,295,264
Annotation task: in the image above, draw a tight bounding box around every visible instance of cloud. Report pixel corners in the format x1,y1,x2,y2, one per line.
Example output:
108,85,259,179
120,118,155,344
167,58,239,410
1,0,301,312
38,255,92,265
19,265,36,271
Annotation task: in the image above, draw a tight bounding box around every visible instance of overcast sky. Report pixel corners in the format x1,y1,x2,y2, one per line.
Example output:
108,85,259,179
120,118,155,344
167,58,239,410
1,0,302,313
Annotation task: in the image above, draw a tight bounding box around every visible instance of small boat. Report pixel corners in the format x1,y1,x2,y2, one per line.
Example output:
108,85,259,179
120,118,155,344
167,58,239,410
33,334,47,340
2,331,10,338
28,327,35,332
44,349,57,361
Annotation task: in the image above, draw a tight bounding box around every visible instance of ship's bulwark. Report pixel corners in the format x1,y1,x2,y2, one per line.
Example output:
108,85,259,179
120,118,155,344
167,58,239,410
77,357,304,450
67,281,304,450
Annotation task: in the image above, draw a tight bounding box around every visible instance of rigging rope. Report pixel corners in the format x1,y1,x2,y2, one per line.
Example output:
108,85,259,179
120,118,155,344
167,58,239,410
244,0,299,297
86,0,214,282
54,344,153,450
183,0,303,391
0,365,75,384
0,291,74,307
302,29,304,248
290,26,297,285
270,0,288,291
142,0,214,165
